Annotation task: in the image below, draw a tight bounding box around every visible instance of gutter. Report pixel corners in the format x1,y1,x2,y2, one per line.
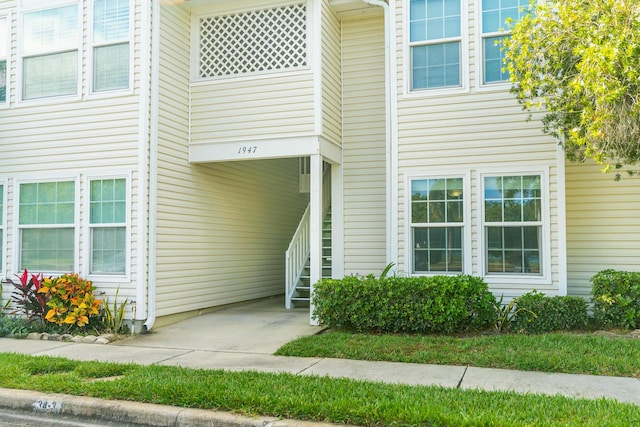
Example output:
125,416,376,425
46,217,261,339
361,0,399,267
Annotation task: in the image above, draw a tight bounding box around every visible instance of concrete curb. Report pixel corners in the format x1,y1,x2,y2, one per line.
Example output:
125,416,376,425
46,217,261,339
0,388,343,427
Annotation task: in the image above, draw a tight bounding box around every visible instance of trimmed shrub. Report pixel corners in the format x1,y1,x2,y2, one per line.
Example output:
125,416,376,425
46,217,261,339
512,291,588,334
591,269,640,329
312,275,497,333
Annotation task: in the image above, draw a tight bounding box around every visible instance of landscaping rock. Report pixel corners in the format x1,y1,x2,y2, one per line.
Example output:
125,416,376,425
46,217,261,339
15,331,120,344
81,335,98,344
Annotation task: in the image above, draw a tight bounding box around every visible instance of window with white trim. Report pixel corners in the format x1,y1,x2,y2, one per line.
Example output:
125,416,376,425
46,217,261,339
89,178,126,275
19,181,75,272
0,15,8,103
92,0,130,92
22,4,79,100
481,0,530,84
409,0,462,90
411,177,464,273
483,174,542,275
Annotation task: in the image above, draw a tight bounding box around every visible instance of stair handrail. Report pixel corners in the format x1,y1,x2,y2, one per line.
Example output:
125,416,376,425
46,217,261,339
285,204,310,309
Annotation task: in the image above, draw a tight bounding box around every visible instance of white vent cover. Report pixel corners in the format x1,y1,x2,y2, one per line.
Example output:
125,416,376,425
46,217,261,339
199,3,307,78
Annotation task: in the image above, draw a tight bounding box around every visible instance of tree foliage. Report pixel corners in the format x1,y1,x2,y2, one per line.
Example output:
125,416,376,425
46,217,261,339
504,0,640,175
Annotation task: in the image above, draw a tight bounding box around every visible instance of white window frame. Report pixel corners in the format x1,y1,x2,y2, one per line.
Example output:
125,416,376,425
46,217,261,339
405,172,472,276
17,0,81,104
476,0,532,90
477,168,552,285
14,175,80,275
84,173,131,281
88,0,133,96
404,0,468,96
0,11,10,107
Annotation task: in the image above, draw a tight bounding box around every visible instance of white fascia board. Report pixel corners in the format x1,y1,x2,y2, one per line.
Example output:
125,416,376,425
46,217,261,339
189,136,322,163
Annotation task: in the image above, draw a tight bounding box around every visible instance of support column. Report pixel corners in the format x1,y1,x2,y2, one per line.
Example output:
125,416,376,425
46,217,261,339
309,154,323,325
331,163,344,279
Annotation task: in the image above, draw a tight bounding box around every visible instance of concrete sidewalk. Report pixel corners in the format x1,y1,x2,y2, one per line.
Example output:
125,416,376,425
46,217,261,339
0,297,638,426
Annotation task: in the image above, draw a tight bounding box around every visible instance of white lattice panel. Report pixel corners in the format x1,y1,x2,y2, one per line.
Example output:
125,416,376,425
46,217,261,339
199,3,307,78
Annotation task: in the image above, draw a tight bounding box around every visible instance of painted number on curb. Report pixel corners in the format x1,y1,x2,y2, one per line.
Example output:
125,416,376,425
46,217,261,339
33,399,62,413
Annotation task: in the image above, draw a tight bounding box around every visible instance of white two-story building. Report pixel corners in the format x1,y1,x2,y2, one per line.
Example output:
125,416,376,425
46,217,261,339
1,0,638,328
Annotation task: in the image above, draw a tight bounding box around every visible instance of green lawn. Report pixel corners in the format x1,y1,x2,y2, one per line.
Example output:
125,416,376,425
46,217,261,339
0,352,638,427
275,330,640,378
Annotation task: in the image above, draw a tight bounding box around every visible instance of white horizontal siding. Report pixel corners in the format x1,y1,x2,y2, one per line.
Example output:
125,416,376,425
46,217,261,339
154,159,308,316
189,72,316,144
565,160,640,298
341,15,387,276
155,4,308,317
321,0,341,146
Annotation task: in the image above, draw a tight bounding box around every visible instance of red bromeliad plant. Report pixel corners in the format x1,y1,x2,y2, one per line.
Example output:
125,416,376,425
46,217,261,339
3,270,49,323
38,274,102,328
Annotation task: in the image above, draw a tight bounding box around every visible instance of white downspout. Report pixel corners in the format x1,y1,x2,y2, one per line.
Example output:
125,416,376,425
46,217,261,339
144,0,161,331
136,0,151,329
362,0,399,267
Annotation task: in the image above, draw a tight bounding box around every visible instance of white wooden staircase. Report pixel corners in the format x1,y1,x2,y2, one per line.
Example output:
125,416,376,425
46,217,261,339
286,210,332,308
285,166,332,309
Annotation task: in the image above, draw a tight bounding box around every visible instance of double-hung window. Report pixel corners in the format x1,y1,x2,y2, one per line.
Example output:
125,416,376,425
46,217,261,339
22,4,79,100
19,181,75,272
483,175,542,275
481,0,530,84
89,178,126,275
411,177,464,273
92,0,130,92
0,14,8,104
409,0,462,90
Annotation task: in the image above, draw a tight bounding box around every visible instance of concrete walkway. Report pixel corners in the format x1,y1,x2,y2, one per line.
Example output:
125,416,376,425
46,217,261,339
0,296,638,426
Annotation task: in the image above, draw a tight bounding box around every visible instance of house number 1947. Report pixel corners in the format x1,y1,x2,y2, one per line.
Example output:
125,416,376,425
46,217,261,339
237,146,258,155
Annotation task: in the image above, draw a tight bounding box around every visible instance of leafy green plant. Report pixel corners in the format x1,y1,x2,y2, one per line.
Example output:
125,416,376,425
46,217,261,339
504,0,640,174
0,315,32,338
313,274,497,333
39,273,102,329
591,269,640,329
493,295,536,333
378,262,396,280
102,288,128,334
513,291,588,334
2,269,49,324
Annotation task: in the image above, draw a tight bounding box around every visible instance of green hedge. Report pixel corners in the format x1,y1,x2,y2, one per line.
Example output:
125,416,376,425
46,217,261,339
312,275,497,333
591,269,640,329
512,291,588,334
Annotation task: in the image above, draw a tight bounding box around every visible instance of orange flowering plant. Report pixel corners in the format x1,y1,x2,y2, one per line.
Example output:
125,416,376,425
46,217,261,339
38,274,102,328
